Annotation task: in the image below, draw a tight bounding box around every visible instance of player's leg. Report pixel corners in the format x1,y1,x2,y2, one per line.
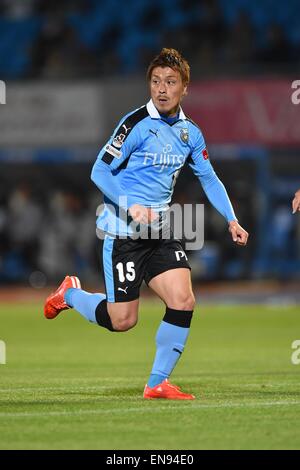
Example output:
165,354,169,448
143,239,196,399
146,268,195,389
64,288,139,332
44,277,139,331
100,299,139,331
148,267,195,311
44,236,143,332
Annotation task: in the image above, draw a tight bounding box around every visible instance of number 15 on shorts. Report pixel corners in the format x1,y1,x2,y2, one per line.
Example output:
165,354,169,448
116,262,136,282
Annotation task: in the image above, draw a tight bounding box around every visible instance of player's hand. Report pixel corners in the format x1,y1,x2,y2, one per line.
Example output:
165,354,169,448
292,189,300,214
128,204,158,224
228,220,249,246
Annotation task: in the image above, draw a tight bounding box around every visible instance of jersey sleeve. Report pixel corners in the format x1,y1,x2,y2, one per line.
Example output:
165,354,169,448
96,114,140,171
91,109,144,210
188,127,237,222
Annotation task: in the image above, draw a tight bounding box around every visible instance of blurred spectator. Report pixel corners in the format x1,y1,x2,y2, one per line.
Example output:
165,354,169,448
35,0,70,16
30,12,97,78
198,0,226,49
35,0,94,16
0,0,36,18
95,24,122,76
38,190,95,281
38,191,78,279
223,11,256,64
7,184,43,277
1,0,299,78
271,206,294,253
259,23,294,64
0,199,8,259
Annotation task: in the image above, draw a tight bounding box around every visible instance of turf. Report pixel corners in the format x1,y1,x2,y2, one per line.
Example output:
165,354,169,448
0,299,300,449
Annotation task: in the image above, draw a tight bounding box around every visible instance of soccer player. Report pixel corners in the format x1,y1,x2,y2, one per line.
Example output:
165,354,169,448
292,189,300,214
44,48,249,400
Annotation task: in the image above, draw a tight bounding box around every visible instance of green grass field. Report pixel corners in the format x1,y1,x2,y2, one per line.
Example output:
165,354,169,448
0,299,300,450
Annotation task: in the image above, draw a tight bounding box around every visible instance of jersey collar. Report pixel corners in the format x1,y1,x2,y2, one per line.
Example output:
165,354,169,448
146,99,186,120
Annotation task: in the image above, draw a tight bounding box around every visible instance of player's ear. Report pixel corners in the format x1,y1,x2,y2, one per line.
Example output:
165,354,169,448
183,85,188,96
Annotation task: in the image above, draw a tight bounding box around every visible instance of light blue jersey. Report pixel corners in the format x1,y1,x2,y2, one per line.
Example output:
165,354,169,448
91,99,236,236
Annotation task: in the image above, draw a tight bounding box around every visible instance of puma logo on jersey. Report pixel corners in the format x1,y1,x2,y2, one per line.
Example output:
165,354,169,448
150,129,159,137
122,124,131,134
118,286,129,294
113,124,132,148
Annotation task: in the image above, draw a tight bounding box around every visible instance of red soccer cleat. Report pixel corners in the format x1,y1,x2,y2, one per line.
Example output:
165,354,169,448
44,276,81,319
143,379,195,400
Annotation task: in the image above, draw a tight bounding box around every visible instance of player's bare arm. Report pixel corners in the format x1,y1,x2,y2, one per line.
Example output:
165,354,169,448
292,189,300,214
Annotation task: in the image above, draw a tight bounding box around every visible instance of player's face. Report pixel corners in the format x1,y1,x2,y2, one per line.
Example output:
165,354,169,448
150,66,187,117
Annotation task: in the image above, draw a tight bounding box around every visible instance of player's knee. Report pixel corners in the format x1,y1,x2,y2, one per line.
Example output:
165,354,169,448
108,301,139,331
112,315,137,332
171,292,195,311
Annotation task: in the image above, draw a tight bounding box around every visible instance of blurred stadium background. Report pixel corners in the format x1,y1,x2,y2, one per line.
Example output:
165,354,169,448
0,0,299,303
1,0,300,452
